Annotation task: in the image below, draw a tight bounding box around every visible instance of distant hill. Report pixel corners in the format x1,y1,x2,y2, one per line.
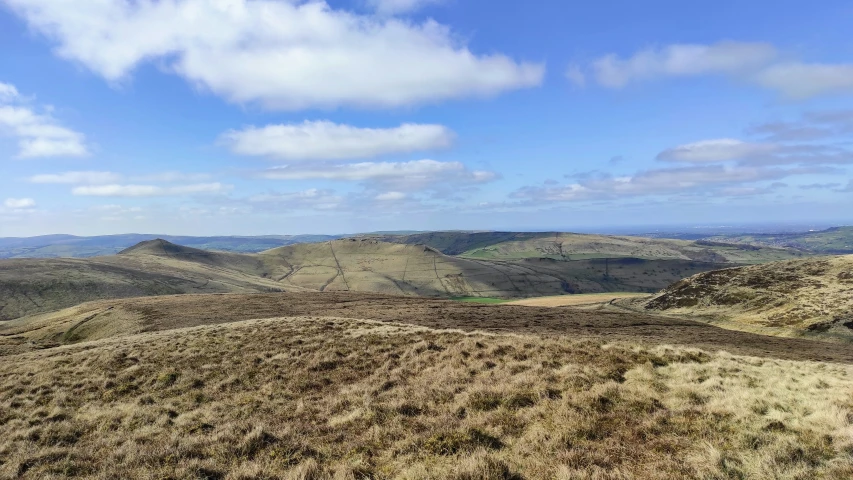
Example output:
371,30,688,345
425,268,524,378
0,238,724,320
707,226,853,254
0,240,303,321
369,231,555,255
0,233,343,258
638,255,853,339
377,231,803,264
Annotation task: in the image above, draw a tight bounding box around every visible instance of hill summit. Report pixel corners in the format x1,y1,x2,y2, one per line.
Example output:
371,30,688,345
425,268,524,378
118,239,209,256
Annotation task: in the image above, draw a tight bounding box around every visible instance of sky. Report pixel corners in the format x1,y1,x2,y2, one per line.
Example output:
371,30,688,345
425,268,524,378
1,0,853,237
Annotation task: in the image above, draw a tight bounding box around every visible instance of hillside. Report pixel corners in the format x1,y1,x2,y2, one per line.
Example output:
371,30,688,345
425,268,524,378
2,293,853,478
457,233,802,263
0,233,342,258
639,255,853,338
378,231,803,264
708,226,853,254
370,231,556,255
6,292,853,362
0,238,726,320
259,238,720,297
0,242,295,321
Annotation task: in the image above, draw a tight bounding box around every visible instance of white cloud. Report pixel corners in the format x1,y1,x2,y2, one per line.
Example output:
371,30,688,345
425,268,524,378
747,110,853,142
582,41,853,99
512,165,832,202
4,0,544,110
260,159,497,190
29,171,121,184
752,63,853,99
222,121,454,161
367,0,443,15
565,64,586,88
72,183,231,197
591,41,776,88
4,197,35,209
657,138,853,166
249,188,343,210
134,171,212,183
376,191,407,201
0,82,19,101
657,139,778,163
0,84,89,158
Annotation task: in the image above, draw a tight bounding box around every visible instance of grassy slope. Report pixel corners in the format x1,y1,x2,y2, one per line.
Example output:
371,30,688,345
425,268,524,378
0,243,298,321
457,233,803,264
709,226,853,254
372,232,556,256
0,238,779,321
638,255,853,339
1,314,852,479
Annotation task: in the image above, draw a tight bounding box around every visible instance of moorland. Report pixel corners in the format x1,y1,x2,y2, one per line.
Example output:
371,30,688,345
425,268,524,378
2,230,853,479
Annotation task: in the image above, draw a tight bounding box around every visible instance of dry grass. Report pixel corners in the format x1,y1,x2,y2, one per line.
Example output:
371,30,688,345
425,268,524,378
1,315,852,479
505,293,649,307
640,255,853,339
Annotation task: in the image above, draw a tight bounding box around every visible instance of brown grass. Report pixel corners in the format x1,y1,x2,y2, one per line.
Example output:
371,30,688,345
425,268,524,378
2,314,852,479
640,255,853,339
505,293,649,307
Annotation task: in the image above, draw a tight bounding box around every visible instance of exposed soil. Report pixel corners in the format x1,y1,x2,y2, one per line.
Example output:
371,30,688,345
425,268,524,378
59,291,853,365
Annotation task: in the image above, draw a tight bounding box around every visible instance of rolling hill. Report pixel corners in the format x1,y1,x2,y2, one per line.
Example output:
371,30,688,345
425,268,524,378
0,233,342,258
2,292,853,478
638,255,853,339
707,226,853,254
376,231,804,263
0,238,725,321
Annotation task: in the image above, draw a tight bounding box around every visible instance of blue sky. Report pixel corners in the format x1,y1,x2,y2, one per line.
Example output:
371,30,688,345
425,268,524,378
1,0,852,236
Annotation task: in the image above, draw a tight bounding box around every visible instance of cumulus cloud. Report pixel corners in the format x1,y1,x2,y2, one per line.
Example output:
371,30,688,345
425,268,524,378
375,191,407,201
0,82,19,101
367,0,443,15
4,0,544,110
222,121,454,161
799,183,841,190
565,65,586,87
512,165,829,203
3,197,35,209
72,183,231,197
747,110,853,142
590,41,776,88
134,171,212,183
29,171,121,184
0,82,89,158
657,139,777,163
579,41,853,99
753,63,853,99
248,188,343,210
657,138,853,166
260,159,497,191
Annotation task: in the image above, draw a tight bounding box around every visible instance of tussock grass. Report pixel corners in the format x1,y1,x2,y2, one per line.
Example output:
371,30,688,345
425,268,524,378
1,316,852,479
